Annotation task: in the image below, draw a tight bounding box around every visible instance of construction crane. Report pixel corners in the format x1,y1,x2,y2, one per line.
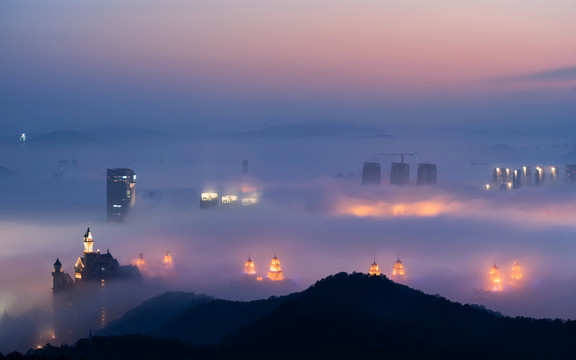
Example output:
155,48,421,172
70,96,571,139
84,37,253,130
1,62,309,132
374,153,414,163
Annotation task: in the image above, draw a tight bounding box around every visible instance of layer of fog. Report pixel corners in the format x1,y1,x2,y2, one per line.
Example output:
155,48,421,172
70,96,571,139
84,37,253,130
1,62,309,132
2,128,576,352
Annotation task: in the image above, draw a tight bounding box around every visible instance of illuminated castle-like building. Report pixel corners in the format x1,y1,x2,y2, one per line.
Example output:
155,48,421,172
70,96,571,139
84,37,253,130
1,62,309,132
391,258,406,280
510,261,523,287
52,227,140,292
268,254,284,281
244,256,256,279
488,263,502,292
368,260,380,276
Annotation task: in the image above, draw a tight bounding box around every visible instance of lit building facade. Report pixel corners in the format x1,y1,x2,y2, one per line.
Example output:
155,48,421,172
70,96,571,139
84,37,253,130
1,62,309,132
534,167,545,186
488,264,502,292
243,256,256,279
512,169,521,189
200,192,219,208
521,166,532,186
107,168,136,223
391,258,406,280
510,261,523,287
368,260,380,276
550,166,560,183
267,254,284,281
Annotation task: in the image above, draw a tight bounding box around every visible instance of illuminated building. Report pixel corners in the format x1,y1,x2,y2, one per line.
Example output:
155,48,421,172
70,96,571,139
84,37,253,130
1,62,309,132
136,253,146,272
51,258,76,293
534,167,544,186
550,166,559,183
241,197,257,206
512,169,521,189
510,261,523,287
361,161,381,185
163,251,174,270
19,133,26,142
488,264,502,292
107,168,136,223
391,258,406,280
243,256,256,279
267,254,284,281
368,260,380,276
222,195,239,205
51,227,141,342
566,164,576,183
200,192,218,208
416,163,437,185
390,162,409,185
521,166,532,186
73,227,139,282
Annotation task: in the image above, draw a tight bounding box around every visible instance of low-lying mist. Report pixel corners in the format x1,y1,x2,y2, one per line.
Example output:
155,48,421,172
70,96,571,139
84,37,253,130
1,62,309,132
2,128,576,352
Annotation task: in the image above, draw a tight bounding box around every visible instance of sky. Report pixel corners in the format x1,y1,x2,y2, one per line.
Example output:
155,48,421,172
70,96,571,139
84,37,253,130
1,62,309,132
0,0,576,352
0,0,575,134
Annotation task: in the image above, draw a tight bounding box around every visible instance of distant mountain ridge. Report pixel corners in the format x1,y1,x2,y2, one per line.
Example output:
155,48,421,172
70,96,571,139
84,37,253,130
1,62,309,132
211,122,390,139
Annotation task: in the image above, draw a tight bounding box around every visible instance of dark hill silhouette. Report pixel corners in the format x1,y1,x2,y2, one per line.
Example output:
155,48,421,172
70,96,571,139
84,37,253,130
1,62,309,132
25,273,576,359
150,294,299,344
99,292,213,336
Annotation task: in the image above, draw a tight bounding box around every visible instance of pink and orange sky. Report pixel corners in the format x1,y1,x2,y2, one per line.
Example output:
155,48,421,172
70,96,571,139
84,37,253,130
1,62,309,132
0,0,574,132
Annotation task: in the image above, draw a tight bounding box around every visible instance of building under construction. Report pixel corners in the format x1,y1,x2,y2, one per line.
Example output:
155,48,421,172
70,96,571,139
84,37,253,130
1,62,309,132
361,162,381,185
390,162,410,185
416,163,437,185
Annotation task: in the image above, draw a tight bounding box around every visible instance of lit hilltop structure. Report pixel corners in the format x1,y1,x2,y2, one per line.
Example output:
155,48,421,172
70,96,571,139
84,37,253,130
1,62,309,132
391,258,406,281
368,259,380,276
268,254,284,281
509,261,523,287
242,253,286,282
488,263,502,292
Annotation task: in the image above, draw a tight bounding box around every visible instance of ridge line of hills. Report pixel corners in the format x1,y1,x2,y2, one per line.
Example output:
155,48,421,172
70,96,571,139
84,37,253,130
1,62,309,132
22,272,576,359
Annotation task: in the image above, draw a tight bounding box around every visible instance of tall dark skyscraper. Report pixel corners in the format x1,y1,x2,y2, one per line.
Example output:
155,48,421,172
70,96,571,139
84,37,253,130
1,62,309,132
534,166,544,186
361,162,381,185
512,169,521,189
107,168,136,222
416,163,437,185
521,166,532,186
390,162,409,185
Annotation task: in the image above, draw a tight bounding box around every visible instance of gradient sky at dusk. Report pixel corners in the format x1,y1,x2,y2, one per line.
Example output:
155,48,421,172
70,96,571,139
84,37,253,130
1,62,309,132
2,1,576,351
1,0,574,133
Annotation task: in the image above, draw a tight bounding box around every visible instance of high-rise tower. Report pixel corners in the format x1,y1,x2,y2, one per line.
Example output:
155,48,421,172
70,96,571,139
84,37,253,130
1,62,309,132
416,163,437,185
107,168,136,223
361,162,381,185
390,163,410,185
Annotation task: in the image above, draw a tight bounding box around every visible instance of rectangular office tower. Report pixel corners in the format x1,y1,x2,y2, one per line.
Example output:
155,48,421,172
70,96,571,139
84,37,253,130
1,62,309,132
361,162,381,185
390,162,409,185
107,168,136,222
416,163,437,185
534,167,544,186
512,169,521,189
521,166,532,186
566,164,576,183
